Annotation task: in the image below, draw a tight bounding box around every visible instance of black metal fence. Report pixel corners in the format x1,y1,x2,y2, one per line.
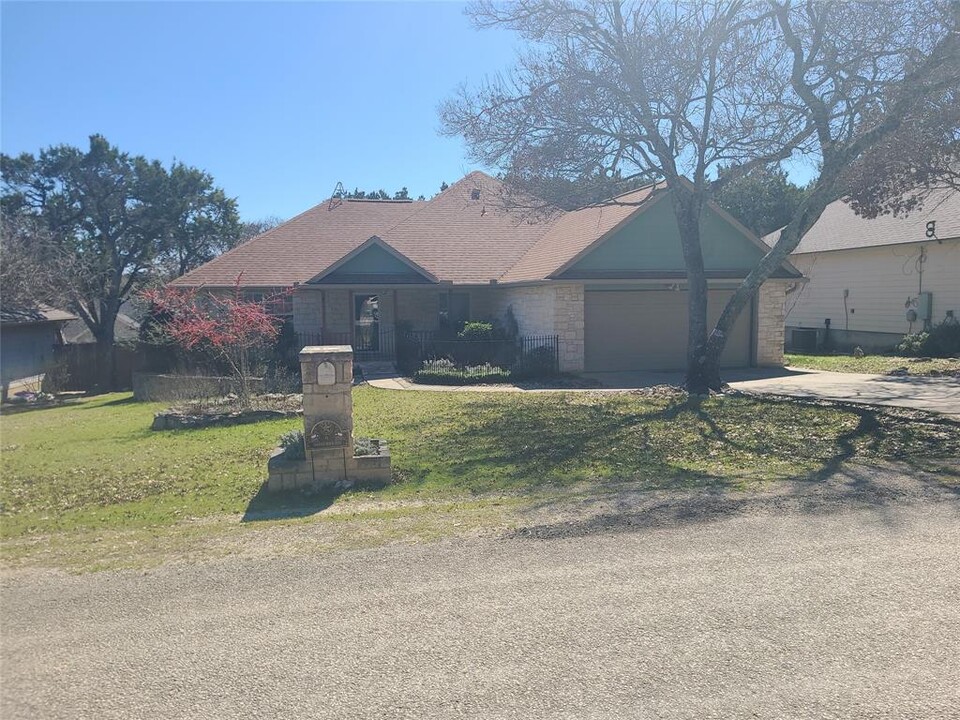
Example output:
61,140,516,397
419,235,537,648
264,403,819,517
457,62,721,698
297,328,560,380
297,329,396,361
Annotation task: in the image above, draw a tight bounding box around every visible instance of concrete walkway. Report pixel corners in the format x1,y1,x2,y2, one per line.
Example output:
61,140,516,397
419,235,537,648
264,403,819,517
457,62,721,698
366,367,960,418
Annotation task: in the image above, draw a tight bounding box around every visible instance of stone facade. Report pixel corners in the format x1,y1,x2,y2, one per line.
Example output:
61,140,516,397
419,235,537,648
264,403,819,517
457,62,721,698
266,345,391,492
487,284,585,372
553,284,585,373
288,281,785,373
756,281,787,366
395,289,439,331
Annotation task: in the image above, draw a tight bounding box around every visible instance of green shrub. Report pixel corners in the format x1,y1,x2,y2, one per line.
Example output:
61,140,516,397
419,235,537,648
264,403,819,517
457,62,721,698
354,437,382,456
413,359,513,385
898,321,960,357
279,429,305,460
458,321,496,341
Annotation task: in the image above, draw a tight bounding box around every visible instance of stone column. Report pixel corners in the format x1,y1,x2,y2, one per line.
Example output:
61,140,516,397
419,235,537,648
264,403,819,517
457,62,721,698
299,345,354,450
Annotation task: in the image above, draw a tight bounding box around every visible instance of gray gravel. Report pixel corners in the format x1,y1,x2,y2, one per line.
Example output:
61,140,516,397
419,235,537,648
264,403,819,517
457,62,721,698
3,466,960,719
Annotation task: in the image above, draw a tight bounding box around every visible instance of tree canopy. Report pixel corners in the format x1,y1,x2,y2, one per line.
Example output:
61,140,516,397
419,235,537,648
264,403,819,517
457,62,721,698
714,166,808,238
441,0,960,391
1,134,240,386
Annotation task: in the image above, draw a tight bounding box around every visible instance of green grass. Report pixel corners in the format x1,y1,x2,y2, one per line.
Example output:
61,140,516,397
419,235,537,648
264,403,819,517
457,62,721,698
786,353,960,375
2,389,958,570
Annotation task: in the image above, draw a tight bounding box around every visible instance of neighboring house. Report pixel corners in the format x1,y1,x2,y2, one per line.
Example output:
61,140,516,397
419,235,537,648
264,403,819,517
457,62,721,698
61,312,140,345
172,172,801,373
61,299,143,346
775,189,960,352
0,306,76,400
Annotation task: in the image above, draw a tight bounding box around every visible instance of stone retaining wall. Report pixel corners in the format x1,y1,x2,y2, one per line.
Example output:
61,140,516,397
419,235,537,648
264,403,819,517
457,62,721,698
132,373,265,402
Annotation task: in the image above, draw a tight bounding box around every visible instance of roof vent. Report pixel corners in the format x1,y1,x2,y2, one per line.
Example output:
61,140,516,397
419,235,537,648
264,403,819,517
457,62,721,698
470,188,481,200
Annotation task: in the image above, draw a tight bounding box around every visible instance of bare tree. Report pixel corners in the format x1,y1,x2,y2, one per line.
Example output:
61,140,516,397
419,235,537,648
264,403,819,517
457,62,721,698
441,0,960,392
0,213,76,311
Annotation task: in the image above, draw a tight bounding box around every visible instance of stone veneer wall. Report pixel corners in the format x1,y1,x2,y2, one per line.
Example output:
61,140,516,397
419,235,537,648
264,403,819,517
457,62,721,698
489,283,586,373
293,288,402,338
324,290,352,334
132,373,266,401
553,284,585,373
756,281,787,366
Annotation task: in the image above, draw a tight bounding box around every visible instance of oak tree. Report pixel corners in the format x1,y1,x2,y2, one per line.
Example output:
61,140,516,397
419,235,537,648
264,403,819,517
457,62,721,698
441,0,960,391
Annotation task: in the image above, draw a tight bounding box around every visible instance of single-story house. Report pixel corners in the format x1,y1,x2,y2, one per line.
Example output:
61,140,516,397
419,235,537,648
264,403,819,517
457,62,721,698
774,188,960,352
0,306,76,400
172,172,801,373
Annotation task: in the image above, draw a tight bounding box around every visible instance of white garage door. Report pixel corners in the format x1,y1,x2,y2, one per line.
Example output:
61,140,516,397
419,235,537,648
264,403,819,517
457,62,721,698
584,289,752,371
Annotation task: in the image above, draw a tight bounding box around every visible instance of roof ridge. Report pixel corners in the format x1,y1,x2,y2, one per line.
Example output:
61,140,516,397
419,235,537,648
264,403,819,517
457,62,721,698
573,180,664,211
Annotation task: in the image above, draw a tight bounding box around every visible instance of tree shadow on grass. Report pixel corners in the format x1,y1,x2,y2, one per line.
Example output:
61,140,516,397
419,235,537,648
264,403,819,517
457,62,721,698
417,395,698,491
77,396,139,409
0,399,87,416
396,392,960,537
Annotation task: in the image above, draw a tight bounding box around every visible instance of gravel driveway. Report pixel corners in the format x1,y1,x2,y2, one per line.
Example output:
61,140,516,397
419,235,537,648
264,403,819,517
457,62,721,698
3,467,959,719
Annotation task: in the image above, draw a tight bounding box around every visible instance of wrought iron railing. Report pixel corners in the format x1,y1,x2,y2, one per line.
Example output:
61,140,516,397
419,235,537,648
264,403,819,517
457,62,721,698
296,329,560,378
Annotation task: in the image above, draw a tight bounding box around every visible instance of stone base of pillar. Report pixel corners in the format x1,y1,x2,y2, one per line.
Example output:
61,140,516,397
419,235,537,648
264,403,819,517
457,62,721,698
266,442,392,492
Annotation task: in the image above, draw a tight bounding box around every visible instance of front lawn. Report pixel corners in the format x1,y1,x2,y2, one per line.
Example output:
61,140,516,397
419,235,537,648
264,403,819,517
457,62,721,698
786,353,960,375
2,389,958,570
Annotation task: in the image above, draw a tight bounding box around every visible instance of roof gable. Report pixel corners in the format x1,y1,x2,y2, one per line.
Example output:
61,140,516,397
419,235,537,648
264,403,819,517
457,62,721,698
558,197,773,278
170,198,423,288
308,236,438,284
501,184,661,283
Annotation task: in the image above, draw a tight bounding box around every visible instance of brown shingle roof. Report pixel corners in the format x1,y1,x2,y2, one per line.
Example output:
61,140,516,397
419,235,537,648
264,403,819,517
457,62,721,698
173,171,796,288
376,172,558,284
171,197,424,287
500,184,663,283
766,189,960,255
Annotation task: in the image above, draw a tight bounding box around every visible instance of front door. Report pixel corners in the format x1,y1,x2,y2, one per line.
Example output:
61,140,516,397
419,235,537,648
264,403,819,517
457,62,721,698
353,294,380,352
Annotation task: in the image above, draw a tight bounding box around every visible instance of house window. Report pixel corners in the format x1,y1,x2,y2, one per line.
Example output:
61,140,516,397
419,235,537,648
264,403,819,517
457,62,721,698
439,292,470,332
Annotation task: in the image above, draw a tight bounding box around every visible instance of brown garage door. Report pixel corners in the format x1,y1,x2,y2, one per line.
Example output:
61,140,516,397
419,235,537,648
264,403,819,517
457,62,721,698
584,289,752,371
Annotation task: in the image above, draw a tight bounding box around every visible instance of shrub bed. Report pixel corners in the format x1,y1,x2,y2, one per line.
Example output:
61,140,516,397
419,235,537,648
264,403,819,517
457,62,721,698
152,393,301,430
898,321,960,358
413,359,514,385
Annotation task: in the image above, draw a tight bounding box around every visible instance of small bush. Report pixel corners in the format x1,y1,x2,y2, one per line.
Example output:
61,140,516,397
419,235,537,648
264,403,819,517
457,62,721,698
458,321,496,341
898,321,960,358
354,437,382,456
413,359,513,385
279,429,306,460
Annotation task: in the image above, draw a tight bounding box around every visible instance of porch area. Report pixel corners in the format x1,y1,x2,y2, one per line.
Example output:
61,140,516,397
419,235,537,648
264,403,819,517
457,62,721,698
292,286,561,377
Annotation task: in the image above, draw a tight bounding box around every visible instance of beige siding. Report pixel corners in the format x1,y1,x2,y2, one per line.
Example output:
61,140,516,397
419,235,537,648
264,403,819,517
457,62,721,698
786,240,960,335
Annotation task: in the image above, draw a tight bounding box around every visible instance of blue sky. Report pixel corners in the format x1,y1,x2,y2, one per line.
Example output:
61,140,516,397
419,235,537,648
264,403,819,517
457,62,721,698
1,2,520,220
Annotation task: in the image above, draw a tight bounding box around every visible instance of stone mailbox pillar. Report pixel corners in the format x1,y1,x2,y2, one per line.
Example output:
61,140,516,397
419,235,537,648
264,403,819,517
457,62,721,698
267,344,391,492
300,345,353,450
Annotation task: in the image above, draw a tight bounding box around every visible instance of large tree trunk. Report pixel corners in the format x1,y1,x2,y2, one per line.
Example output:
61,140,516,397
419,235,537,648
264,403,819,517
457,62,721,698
670,191,720,394
91,300,119,394
702,182,840,377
